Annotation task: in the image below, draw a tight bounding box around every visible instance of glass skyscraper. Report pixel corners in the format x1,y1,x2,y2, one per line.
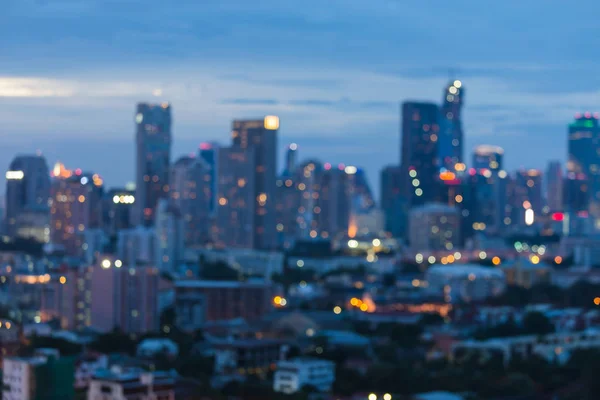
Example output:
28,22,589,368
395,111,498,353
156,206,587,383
133,103,172,227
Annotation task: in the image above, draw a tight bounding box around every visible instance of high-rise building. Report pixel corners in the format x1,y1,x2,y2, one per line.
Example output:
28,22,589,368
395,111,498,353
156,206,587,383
566,113,600,214
230,117,278,249
170,155,213,246
215,146,256,248
155,199,184,273
284,143,298,177
4,154,50,239
409,203,460,252
317,165,351,239
103,188,135,236
380,165,403,237
133,103,172,227
546,161,563,211
470,145,507,234
50,170,104,255
439,80,464,171
90,255,159,334
199,142,220,216
400,102,440,206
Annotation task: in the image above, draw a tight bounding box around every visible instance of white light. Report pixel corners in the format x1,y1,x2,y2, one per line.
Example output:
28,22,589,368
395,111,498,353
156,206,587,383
525,209,535,226
101,259,111,269
372,238,381,247
454,80,462,88
384,394,392,400
416,253,423,263
449,86,457,94
344,166,357,175
80,177,89,185
348,239,359,248
289,143,298,150
369,394,377,400
409,170,417,178
114,260,122,268
479,251,487,260
113,195,120,204
5,171,24,180
296,260,304,268
498,170,507,179
428,256,436,264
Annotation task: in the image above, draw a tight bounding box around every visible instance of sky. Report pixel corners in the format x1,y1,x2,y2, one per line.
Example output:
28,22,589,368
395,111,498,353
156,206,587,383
2,0,600,198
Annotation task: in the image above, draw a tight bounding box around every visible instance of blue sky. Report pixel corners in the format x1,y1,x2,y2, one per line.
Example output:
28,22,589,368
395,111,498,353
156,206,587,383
2,0,600,197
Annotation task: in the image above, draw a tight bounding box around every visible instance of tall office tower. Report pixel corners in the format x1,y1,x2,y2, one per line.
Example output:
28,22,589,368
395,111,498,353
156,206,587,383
4,154,50,239
103,188,135,236
90,255,159,334
317,166,351,239
275,175,301,248
566,113,600,214
294,160,325,239
546,161,563,211
380,165,403,237
439,80,464,171
230,117,278,249
215,146,256,248
345,166,377,237
155,199,184,273
470,145,507,234
50,170,104,255
507,169,543,228
400,102,440,206
133,103,172,227
283,143,298,177
170,155,213,246
199,142,219,216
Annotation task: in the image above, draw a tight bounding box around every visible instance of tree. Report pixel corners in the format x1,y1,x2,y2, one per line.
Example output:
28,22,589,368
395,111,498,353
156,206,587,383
89,329,137,355
522,311,555,335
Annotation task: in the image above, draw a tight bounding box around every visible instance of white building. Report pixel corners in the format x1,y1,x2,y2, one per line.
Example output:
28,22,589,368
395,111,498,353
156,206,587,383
425,264,505,303
273,358,335,394
87,366,175,400
3,357,46,400
409,203,460,252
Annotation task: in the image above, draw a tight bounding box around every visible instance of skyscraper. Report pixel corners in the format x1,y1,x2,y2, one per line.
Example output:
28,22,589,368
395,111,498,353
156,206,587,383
170,155,213,246
4,154,50,239
439,80,464,171
133,103,172,227
50,170,104,255
284,143,298,177
566,113,600,214
470,145,507,234
400,102,440,206
215,146,256,248
230,117,278,249
199,142,219,216
155,199,184,273
546,161,563,211
380,165,403,237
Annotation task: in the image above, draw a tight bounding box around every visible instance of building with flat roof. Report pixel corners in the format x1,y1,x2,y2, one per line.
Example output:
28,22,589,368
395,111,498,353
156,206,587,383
273,358,335,394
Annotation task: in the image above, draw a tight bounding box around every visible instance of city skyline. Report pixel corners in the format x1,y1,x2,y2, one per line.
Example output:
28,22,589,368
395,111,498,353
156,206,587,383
2,1,600,196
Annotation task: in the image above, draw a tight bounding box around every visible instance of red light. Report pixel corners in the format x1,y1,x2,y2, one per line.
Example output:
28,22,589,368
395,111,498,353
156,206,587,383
469,168,476,176
578,211,589,218
594,112,599,119
552,212,564,221
338,163,345,171
75,168,82,176
324,163,331,170
199,143,212,150
585,112,592,118
575,112,582,119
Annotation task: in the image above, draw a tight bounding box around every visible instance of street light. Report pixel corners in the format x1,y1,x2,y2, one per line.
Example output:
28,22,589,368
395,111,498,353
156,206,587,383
368,394,377,400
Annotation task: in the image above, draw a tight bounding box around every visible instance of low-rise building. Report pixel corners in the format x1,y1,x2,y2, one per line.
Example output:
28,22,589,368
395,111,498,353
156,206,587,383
3,351,75,400
500,257,552,288
87,367,175,400
174,280,272,331
273,358,335,394
207,337,288,377
425,264,505,303
136,338,179,359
